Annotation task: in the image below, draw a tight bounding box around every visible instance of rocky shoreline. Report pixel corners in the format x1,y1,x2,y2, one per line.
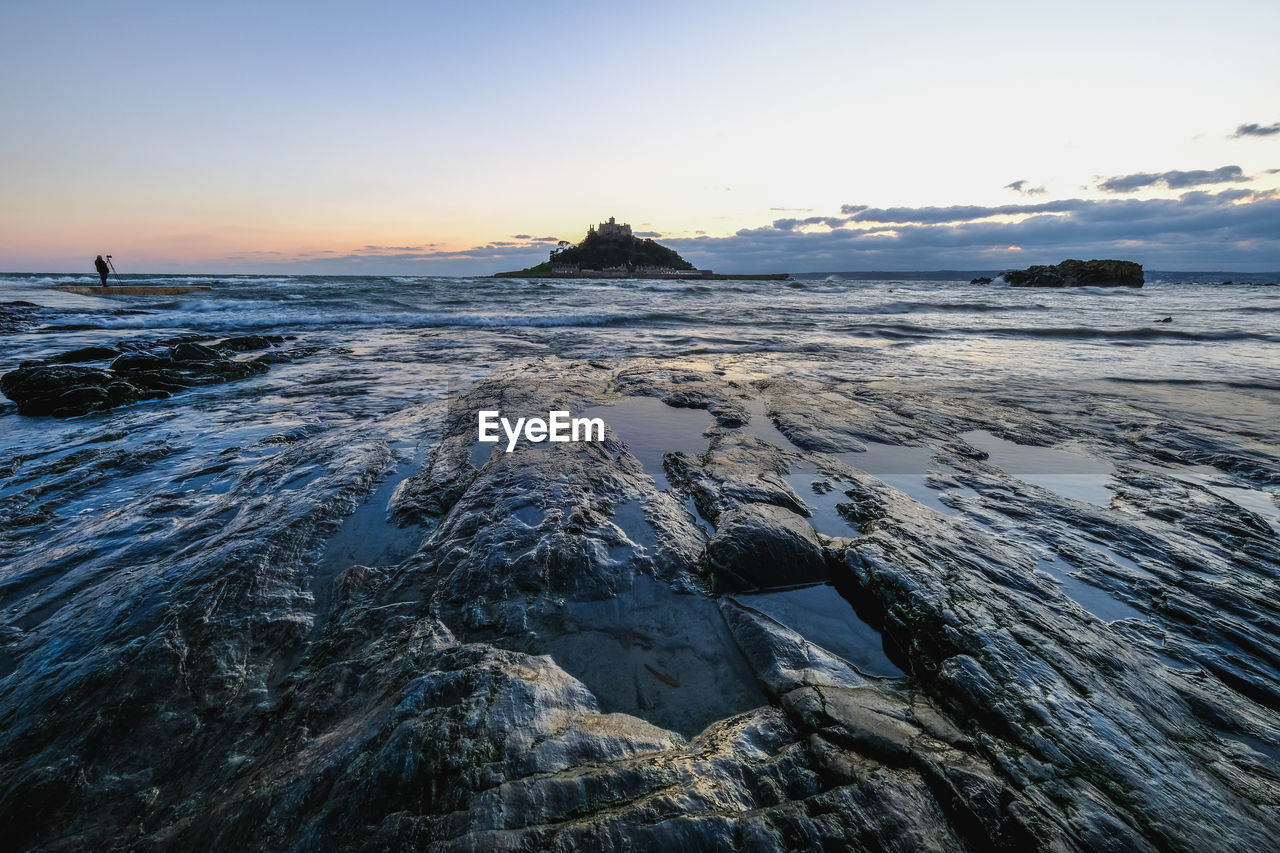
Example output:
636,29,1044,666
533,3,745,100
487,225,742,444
1,337,1278,850
1,334,297,417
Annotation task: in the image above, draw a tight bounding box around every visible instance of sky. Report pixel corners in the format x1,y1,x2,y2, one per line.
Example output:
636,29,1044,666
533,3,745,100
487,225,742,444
2,0,1278,274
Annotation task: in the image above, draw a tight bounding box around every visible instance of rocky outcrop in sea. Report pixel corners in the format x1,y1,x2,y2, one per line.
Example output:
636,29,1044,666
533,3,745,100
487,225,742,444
1,335,291,417
1003,259,1144,288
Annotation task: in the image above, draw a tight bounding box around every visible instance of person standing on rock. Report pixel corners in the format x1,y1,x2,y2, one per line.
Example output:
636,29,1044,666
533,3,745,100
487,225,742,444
94,255,110,287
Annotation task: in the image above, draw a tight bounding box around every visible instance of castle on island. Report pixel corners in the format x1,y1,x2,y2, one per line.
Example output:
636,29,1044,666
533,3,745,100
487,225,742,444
551,216,683,276
494,215,788,280
550,217,663,276
588,216,632,240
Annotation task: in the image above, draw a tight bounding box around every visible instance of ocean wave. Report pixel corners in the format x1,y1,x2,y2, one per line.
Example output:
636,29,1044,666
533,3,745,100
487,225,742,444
37,308,696,332
821,300,1051,315
1105,376,1280,391
411,311,691,328
990,325,1278,342
832,322,1280,343
1205,303,1280,314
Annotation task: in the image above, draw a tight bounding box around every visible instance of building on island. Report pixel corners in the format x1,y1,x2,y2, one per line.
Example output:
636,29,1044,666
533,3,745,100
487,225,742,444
588,217,632,240
494,215,789,279
634,266,690,276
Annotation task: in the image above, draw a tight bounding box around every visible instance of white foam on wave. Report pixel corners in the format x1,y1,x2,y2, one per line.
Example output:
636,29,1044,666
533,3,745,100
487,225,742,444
40,307,680,332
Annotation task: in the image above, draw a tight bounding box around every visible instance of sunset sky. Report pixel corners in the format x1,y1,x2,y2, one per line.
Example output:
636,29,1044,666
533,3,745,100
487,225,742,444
3,0,1278,274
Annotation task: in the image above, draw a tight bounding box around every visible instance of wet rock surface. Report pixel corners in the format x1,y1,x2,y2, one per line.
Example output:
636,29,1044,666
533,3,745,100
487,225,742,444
1,356,1278,850
0,302,47,333
0,336,291,417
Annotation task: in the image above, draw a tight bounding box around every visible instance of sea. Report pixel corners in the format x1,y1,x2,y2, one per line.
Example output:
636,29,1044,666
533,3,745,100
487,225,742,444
3,271,1277,387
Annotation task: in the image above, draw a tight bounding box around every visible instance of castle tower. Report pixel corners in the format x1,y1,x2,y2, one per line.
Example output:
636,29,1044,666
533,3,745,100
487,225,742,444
596,216,632,239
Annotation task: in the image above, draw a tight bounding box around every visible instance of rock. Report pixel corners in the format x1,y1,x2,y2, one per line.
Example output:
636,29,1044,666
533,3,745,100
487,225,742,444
706,502,828,588
0,365,168,416
170,342,224,361
2,342,276,417
970,276,993,284
216,335,274,351
0,301,44,333
108,352,172,371
1003,259,1144,288
720,598,866,693
3,359,1280,850
839,497,1280,852
1156,316,1173,323
44,346,121,364
659,389,748,427
156,334,209,346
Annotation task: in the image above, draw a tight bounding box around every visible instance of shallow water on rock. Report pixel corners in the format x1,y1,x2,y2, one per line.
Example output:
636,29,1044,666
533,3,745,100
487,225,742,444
579,397,713,491
682,495,714,537
1037,554,1144,623
962,429,1116,506
469,440,492,470
836,441,961,515
610,500,659,551
958,510,1150,624
310,440,428,620
535,575,767,737
740,397,799,450
1085,541,1160,581
1169,464,1280,531
512,503,545,527
733,582,903,677
782,462,863,537
1211,486,1280,531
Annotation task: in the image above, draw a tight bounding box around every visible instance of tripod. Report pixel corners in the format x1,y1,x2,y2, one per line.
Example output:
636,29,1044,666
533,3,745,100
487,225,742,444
105,255,126,287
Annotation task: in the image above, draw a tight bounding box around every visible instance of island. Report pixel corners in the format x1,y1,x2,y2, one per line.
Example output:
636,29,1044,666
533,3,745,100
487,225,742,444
494,217,789,280
1001,258,1144,288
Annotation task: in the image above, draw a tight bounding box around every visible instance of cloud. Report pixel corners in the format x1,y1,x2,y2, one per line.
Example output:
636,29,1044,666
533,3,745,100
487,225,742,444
1232,122,1280,138
845,200,1088,225
655,189,1280,272
634,231,662,238
205,189,1280,275
511,234,532,240
1004,180,1047,196
770,207,814,212
771,216,847,231
1097,165,1249,193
